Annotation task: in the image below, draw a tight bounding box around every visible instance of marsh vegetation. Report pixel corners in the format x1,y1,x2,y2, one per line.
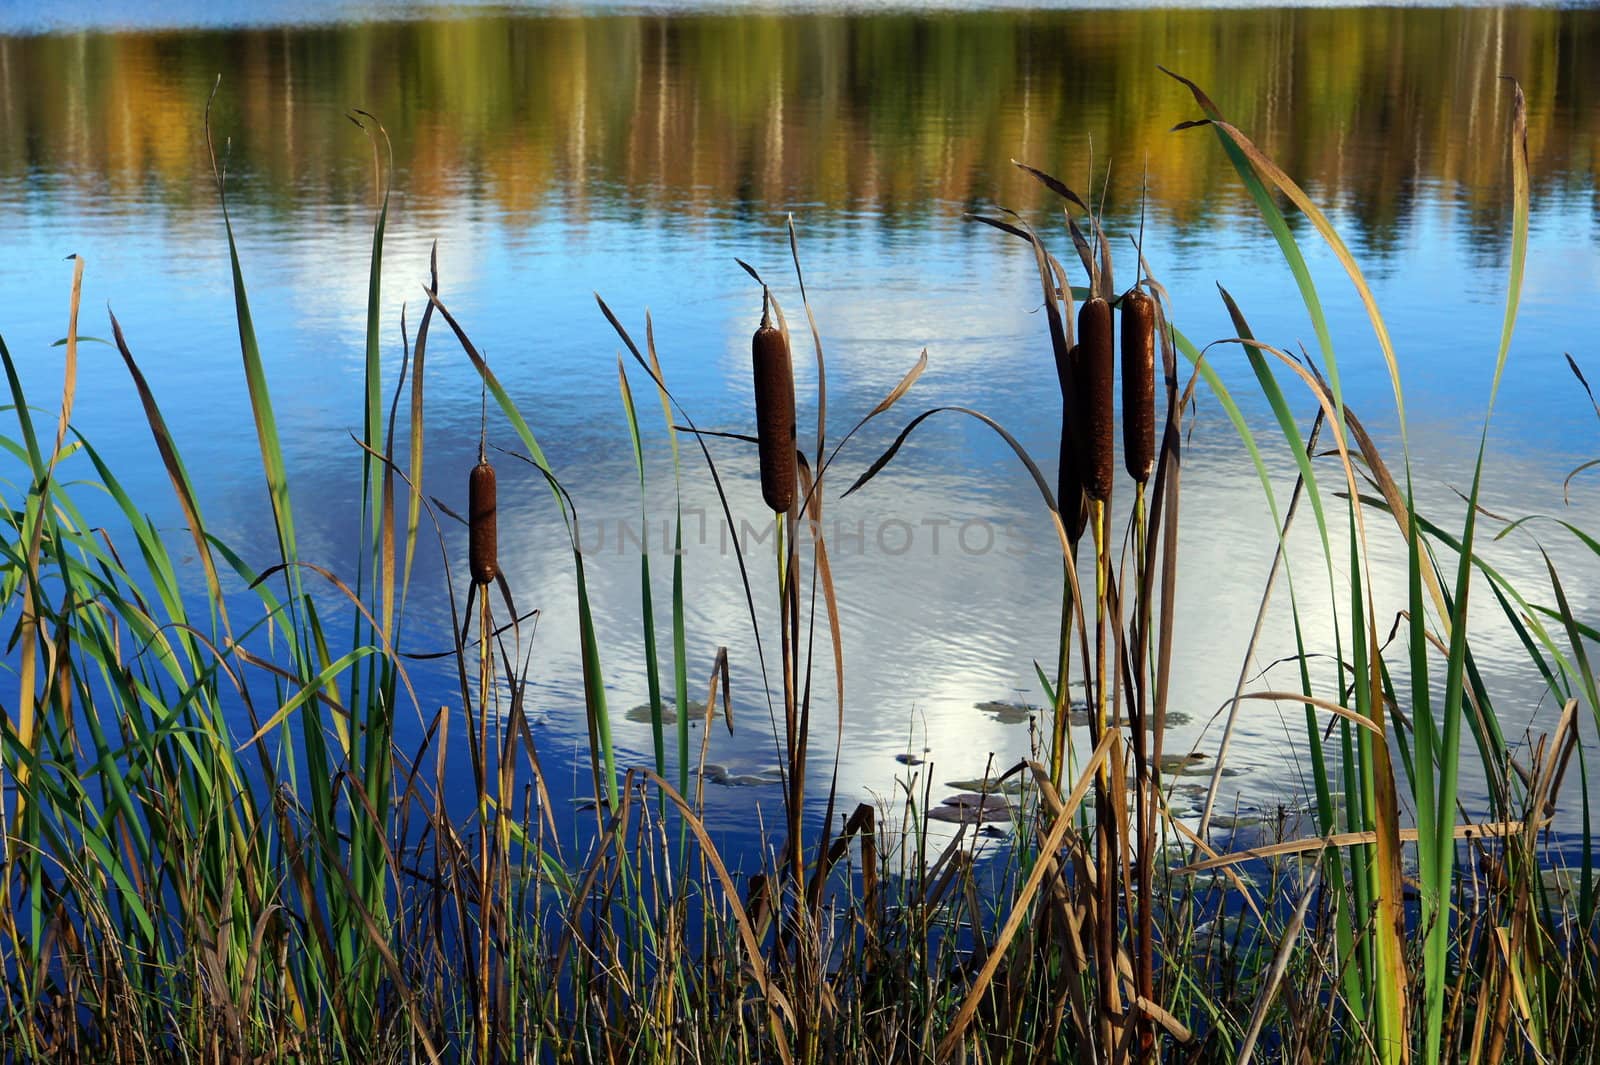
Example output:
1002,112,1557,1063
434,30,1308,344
0,35,1597,1065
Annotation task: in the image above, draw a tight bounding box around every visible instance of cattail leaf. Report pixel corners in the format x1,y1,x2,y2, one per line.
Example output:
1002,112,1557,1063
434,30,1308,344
787,216,828,469
787,348,926,522
426,287,624,806
867,348,927,418
797,451,844,743
840,401,1083,638
1012,159,1108,291
617,355,668,780
1217,284,1335,570
1565,353,1600,422
351,109,392,637
1365,625,1411,1065
1178,820,1525,874
673,426,759,445
378,303,408,642
51,255,83,467
238,645,377,749
249,553,423,718
1564,459,1600,505
1162,66,1342,414
596,292,778,734
1066,216,1098,291
204,79,304,624
967,214,1073,300
108,312,228,624
937,731,1118,1059
402,243,438,619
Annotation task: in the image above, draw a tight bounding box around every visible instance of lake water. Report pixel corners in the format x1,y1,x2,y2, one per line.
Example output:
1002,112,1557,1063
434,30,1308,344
3,4,1598,853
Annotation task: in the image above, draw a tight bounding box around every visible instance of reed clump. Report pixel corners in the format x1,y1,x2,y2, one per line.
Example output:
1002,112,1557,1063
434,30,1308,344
0,75,1594,1065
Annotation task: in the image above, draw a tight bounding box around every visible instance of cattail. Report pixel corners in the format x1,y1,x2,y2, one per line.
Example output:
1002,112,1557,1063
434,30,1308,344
1057,345,1088,543
1076,296,1115,503
468,456,497,586
1122,289,1156,485
752,299,797,514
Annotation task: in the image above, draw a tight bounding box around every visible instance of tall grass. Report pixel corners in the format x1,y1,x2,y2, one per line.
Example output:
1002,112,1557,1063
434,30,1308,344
0,73,1595,1063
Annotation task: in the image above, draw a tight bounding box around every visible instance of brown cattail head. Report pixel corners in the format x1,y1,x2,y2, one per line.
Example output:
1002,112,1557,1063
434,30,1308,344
1075,296,1115,503
751,300,797,514
1121,289,1156,485
468,457,498,586
1058,344,1088,544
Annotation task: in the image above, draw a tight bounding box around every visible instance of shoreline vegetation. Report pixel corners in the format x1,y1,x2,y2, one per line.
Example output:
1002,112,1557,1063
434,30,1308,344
2,71,1597,1063
4,9,1597,237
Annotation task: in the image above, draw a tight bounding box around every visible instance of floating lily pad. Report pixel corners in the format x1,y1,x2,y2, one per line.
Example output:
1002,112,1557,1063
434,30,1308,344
945,777,1025,796
1155,842,1193,865
1295,790,1346,816
896,753,925,766
714,773,777,788
1052,706,1188,729
927,803,1010,825
927,788,1016,826
1174,870,1236,892
974,700,1036,724
625,699,711,725
1209,810,1265,831
944,792,1012,813
1158,752,1209,775
696,763,782,787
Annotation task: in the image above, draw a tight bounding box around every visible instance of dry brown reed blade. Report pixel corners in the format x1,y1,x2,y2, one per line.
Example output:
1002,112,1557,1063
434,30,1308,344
937,732,1117,1060
1121,289,1156,485
752,292,798,514
1076,297,1115,503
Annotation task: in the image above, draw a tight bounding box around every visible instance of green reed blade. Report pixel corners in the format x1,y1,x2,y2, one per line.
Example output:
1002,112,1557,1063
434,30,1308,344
618,359,667,780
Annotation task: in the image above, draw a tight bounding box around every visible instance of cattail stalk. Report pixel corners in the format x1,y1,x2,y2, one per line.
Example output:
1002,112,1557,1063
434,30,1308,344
1076,297,1115,503
752,291,804,895
1122,285,1158,1056
752,296,797,514
1057,344,1089,546
1051,344,1086,785
1075,295,1116,773
1122,289,1156,485
468,455,498,586
1078,294,1120,1026
465,438,498,1060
